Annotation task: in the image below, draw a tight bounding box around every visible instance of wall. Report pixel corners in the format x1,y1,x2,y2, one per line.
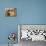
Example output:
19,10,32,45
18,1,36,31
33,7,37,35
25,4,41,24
0,0,46,44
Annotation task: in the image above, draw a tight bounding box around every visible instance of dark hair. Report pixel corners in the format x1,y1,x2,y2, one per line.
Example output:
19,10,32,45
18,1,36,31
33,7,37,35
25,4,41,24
7,10,10,16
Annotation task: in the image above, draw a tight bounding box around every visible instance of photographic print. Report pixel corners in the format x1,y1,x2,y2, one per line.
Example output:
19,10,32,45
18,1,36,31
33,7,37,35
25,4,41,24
5,8,16,16
18,24,46,41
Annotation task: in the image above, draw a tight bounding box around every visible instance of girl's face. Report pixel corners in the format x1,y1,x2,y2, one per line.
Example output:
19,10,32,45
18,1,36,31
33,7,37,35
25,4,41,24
8,9,16,16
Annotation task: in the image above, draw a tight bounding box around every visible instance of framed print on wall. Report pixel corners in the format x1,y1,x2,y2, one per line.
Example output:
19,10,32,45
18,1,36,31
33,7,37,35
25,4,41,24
5,8,16,16
18,24,46,42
